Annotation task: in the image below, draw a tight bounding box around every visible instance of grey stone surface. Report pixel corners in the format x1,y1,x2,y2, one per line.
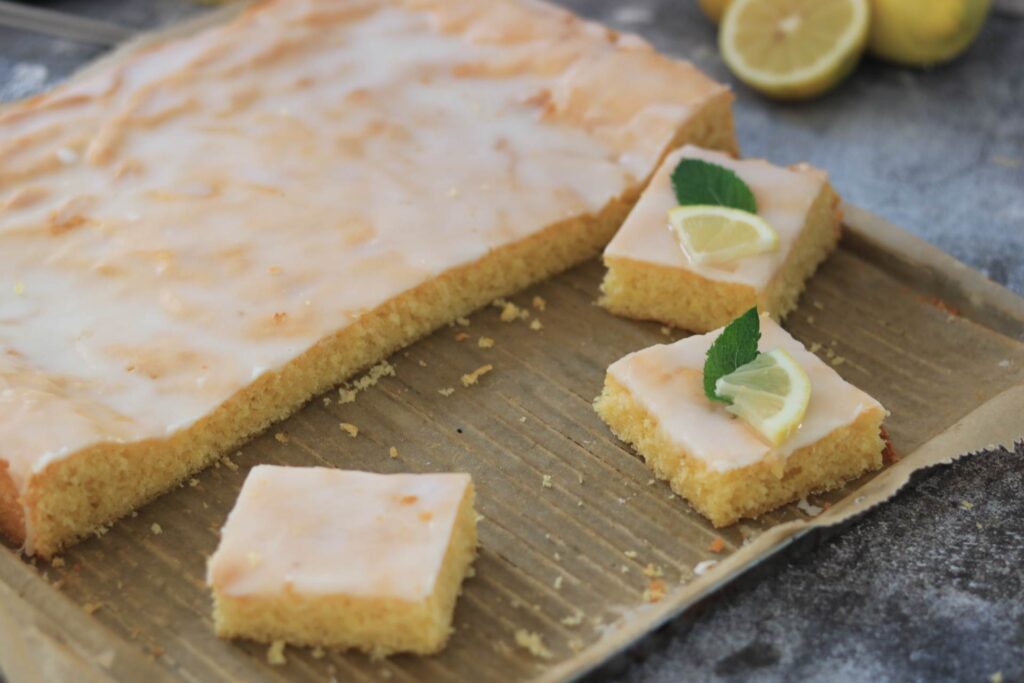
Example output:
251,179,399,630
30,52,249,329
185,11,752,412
1,2,1022,682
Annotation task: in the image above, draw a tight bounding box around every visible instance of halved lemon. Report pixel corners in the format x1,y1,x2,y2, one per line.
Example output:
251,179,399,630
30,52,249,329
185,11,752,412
668,205,778,265
719,0,870,100
715,348,811,445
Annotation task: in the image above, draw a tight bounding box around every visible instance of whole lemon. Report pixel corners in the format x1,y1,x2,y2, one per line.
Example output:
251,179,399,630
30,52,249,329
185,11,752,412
868,0,991,66
698,0,734,24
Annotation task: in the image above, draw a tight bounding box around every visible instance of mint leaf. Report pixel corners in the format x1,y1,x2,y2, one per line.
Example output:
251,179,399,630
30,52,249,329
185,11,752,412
671,159,757,213
703,307,761,403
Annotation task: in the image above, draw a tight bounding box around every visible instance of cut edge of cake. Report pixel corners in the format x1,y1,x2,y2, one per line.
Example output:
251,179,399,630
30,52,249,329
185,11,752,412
599,165,842,333
210,476,478,655
594,375,886,527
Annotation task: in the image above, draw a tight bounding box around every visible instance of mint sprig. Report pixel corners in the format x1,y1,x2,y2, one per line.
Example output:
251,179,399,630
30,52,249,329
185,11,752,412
671,158,757,214
703,307,761,403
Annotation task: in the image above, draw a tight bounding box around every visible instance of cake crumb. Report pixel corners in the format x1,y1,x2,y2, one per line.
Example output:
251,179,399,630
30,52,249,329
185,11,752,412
519,416,527,423
461,364,493,387
267,640,287,666
338,361,395,404
513,630,552,659
529,319,543,331
478,336,495,349
541,474,553,489
620,564,630,574
438,387,455,397
830,355,846,367
643,579,666,604
561,611,585,626
189,478,199,487
150,523,163,535
418,359,428,367
812,300,825,310
274,432,290,444
311,646,325,659
642,563,663,578
83,602,103,615
660,326,671,336
708,536,726,553
51,557,65,568
797,498,823,517
646,478,656,486
221,455,239,471
532,296,546,311
624,550,638,559
339,422,359,437
990,672,1004,683
809,342,823,354
694,560,717,576
454,332,470,342
388,446,399,459
960,500,974,510
455,316,471,327
568,639,583,653
322,396,331,406
553,575,563,590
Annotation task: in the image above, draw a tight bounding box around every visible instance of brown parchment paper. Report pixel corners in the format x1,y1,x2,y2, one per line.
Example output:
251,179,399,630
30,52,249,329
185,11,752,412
1,11,1023,681
0,204,1021,683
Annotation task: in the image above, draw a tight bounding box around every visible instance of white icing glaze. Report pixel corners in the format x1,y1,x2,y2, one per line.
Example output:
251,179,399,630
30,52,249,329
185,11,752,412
604,145,827,288
607,316,883,471
207,467,472,599
0,0,727,492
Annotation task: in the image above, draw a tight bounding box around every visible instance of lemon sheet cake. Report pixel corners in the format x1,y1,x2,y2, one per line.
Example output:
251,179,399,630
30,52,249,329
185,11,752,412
594,316,886,527
600,145,841,332
207,467,477,655
0,0,738,556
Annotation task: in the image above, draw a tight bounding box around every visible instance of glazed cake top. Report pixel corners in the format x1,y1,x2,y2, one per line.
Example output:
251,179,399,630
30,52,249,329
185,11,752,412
604,145,828,289
607,316,884,472
207,467,473,599
0,0,728,490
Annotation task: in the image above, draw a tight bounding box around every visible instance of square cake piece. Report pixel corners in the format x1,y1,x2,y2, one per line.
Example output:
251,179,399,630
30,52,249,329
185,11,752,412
207,466,477,656
0,0,736,557
594,317,886,527
600,145,841,332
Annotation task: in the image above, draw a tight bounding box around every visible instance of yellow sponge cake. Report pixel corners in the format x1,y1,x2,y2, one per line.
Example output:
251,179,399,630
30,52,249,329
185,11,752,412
207,467,477,656
594,316,886,527
600,146,841,332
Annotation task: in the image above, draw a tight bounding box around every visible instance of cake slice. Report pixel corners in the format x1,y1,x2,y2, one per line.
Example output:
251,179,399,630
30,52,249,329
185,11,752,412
600,145,841,332
594,315,886,526
207,466,477,656
0,0,736,556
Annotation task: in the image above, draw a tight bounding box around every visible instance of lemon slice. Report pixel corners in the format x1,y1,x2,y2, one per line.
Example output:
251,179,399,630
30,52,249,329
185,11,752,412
719,0,870,100
715,348,811,445
668,205,778,265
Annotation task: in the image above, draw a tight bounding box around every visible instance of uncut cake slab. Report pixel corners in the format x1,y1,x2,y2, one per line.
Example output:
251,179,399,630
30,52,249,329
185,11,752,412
0,0,736,557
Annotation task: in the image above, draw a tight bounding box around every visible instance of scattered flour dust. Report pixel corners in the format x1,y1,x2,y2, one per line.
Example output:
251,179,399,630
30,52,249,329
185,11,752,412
1,63,49,101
